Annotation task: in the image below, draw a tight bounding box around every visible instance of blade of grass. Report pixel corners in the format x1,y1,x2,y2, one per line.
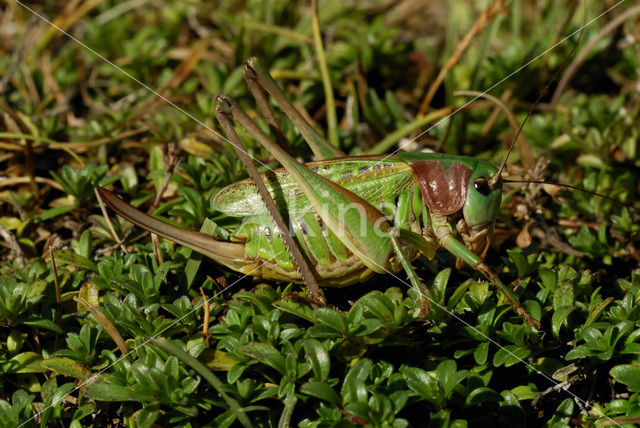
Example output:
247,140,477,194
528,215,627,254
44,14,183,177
311,0,339,149
551,4,640,107
94,188,127,253
152,337,253,428
243,20,313,44
367,107,452,154
455,90,533,169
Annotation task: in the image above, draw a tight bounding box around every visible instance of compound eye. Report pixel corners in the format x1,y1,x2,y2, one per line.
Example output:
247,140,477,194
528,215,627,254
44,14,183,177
474,177,491,196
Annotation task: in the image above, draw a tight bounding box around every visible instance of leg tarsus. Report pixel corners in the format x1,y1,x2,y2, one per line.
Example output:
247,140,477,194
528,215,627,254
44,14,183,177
282,289,326,308
476,263,541,329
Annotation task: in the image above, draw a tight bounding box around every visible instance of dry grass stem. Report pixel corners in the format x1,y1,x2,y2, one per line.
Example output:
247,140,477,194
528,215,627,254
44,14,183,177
417,0,507,117
455,90,533,169
73,296,129,355
551,4,640,106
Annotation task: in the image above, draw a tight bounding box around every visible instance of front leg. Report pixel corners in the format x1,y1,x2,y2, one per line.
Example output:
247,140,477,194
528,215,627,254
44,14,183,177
456,218,490,268
433,215,540,328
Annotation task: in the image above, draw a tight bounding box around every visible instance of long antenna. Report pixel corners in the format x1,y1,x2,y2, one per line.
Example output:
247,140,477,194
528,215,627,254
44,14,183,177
490,26,585,189
504,179,640,215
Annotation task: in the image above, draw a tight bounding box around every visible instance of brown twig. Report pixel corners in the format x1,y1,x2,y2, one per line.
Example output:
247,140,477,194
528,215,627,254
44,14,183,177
149,143,179,267
208,275,228,298
150,143,179,212
557,219,603,230
551,4,640,107
416,0,507,117
455,90,533,169
532,374,584,408
94,187,128,253
200,287,210,343
0,176,63,191
74,296,129,355
151,233,164,266
479,88,512,136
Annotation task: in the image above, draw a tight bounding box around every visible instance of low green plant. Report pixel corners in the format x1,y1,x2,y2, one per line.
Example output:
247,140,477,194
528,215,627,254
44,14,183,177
0,1,639,427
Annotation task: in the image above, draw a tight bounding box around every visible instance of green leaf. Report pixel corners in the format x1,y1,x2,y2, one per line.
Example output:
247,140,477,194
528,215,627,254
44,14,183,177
545,398,574,427
436,359,467,398
26,279,48,298
448,281,471,310
493,345,531,367
385,90,407,125
303,339,330,381
300,381,339,404
584,297,614,328
465,387,501,406
511,385,538,400
227,363,249,384
201,349,238,371
538,268,557,291
149,145,166,191
20,317,63,334
507,249,538,278
313,307,346,332
238,342,286,374
359,292,394,322
474,342,489,365
273,298,315,323
54,249,98,272
72,230,93,259
553,280,574,310
132,405,160,428
551,306,576,337
81,375,150,402
565,345,593,361
37,205,76,222
431,268,451,305
77,282,100,309
71,403,95,427
610,364,640,392
7,330,27,353
41,357,91,379
400,366,439,402
342,358,372,404
6,352,45,373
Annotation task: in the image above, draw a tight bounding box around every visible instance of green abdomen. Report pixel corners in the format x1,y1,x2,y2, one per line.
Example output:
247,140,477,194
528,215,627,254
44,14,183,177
211,156,424,286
